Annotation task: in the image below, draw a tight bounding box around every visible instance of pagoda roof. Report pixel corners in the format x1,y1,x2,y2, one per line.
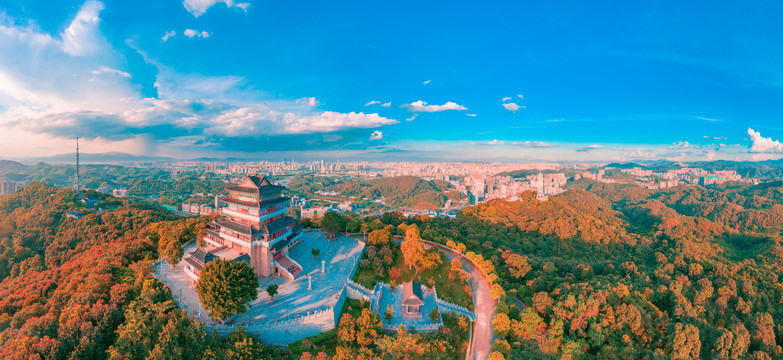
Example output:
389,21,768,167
233,253,251,263
212,217,297,237
223,195,289,209
225,175,283,195
189,247,216,264
184,256,203,270
402,281,425,306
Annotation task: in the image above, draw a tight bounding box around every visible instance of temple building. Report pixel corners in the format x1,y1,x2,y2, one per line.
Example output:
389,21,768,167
401,281,425,319
184,174,303,281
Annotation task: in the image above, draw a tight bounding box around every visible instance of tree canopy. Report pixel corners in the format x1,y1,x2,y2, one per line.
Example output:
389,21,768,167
196,259,259,321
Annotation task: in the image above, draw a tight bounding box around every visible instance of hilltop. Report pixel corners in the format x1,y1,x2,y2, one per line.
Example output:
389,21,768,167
331,175,464,209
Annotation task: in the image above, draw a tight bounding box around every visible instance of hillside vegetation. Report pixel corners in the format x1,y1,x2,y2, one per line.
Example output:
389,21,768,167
402,180,783,359
331,176,463,209
0,184,285,359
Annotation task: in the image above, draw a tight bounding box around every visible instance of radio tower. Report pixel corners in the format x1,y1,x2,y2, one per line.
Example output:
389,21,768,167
75,137,81,195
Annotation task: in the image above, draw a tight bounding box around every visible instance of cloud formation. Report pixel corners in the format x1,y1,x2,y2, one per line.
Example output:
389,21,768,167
161,30,176,42
748,128,783,153
369,130,383,141
0,7,398,157
502,103,521,112
184,29,210,38
423,80,431,84
91,66,131,78
576,144,604,152
403,100,467,112
295,97,319,107
61,1,105,56
182,0,250,17
512,141,551,148
468,139,505,146
365,100,391,107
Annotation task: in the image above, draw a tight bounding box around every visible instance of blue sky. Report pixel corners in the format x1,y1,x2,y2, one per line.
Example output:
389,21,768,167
1,0,783,162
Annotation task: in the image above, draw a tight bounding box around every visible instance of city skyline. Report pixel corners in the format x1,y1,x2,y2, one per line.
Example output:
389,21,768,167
2,1,783,162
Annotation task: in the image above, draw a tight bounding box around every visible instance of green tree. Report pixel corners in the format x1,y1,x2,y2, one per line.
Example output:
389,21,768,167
266,284,279,299
384,305,394,323
195,259,259,321
320,211,344,234
429,307,440,323
311,248,320,258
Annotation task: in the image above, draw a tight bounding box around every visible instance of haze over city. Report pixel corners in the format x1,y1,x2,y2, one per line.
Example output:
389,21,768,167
1,0,783,162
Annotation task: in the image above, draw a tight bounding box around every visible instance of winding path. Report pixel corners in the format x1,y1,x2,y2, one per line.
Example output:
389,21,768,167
424,241,495,360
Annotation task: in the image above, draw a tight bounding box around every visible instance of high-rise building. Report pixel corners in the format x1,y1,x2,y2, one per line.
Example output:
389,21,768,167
184,174,303,281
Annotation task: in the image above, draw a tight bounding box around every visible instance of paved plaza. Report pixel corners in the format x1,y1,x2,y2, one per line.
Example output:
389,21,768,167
155,230,365,326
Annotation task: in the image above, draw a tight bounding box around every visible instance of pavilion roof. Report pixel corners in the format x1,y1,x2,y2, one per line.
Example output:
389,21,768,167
402,281,425,306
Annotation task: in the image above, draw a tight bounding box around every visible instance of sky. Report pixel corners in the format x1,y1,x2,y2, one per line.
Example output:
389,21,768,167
1,0,783,162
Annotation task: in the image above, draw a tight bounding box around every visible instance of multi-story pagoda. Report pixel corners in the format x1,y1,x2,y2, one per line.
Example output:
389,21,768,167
184,174,303,281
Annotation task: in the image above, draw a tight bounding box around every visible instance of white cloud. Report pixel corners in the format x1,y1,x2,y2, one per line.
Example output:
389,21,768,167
91,66,131,78
466,114,476,117
502,102,521,112
206,107,397,136
512,141,550,148
184,29,210,38
0,11,399,157
369,130,383,141
695,116,720,122
576,145,604,152
61,0,105,56
295,97,319,107
365,100,390,107
423,80,431,84
403,100,467,112
517,94,524,99
182,0,249,17
703,135,727,140
502,97,511,102
468,139,505,146
161,30,176,42
406,114,418,121
748,128,783,153
669,141,692,150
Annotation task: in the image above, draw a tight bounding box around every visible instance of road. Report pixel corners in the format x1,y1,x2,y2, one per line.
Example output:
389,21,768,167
427,242,495,360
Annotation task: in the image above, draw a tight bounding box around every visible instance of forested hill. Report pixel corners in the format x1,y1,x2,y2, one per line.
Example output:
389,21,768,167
0,183,282,359
409,180,783,358
331,175,464,209
461,190,641,245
